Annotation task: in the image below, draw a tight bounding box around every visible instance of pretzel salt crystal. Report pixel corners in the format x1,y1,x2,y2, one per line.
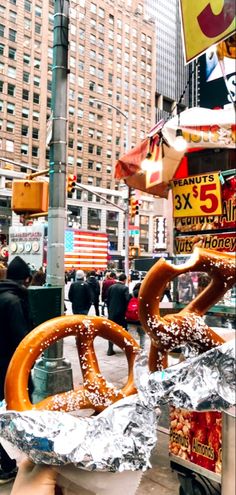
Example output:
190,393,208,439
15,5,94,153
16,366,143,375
139,247,235,371
5,315,140,412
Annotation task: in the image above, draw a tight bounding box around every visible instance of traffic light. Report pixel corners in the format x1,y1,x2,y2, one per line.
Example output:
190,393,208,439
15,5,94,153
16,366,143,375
67,174,76,193
129,246,140,258
130,197,140,218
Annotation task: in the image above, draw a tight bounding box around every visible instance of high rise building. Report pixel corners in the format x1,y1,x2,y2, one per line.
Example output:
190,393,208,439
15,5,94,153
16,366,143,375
0,0,162,262
144,0,189,120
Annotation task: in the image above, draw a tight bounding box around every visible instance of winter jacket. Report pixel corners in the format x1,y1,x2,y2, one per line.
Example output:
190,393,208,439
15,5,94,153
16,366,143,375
107,282,130,327
68,280,92,314
0,279,32,398
86,276,100,303
101,278,116,302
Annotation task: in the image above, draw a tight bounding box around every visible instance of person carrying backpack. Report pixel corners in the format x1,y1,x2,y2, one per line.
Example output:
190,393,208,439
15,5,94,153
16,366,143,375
125,282,145,349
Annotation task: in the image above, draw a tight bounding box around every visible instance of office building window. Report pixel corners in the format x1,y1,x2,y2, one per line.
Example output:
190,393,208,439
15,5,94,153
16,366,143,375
7,66,16,78
35,23,41,34
33,110,39,121
21,144,28,155
21,125,28,136
0,24,4,37
32,128,39,139
22,89,29,100
33,92,40,104
68,138,74,148
9,29,16,42
22,107,29,118
23,71,29,83
8,47,16,60
8,83,15,96
23,53,30,64
0,81,3,92
34,59,41,69
6,140,14,152
0,100,3,112
77,142,83,151
34,76,40,86
7,102,15,114
6,121,14,133
32,146,38,157
0,43,4,55
24,0,31,12
77,125,83,135
88,160,94,170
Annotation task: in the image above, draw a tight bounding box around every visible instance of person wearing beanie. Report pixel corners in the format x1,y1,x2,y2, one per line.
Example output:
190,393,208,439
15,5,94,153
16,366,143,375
0,256,33,484
68,269,92,315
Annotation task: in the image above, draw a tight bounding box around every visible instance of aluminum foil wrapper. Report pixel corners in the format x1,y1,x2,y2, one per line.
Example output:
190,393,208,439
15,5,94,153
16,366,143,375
136,339,235,411
0,340,235,472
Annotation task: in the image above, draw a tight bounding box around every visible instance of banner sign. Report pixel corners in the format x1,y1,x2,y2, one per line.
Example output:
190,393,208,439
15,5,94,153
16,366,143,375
9,225,44,269
174,231,236,254
172,173,222,218
170,407,222,473
174,182,236,232
162,107,236,150
179,0,236,63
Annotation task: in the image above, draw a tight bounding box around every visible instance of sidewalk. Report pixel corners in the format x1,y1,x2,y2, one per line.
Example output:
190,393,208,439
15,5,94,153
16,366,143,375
0,309,179,495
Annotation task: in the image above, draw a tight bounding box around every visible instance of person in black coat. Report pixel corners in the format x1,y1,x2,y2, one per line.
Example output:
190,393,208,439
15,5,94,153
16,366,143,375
86,270,100,316
0,256,33,483
68,270,92,315
106,273,130,356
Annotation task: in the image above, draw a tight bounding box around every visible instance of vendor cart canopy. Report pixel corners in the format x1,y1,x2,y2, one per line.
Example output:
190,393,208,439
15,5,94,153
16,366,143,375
115,106,236,198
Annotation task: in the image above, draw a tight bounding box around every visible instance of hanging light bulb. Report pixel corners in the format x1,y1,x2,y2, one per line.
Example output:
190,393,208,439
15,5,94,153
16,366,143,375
174,129,187,152
141,152,152,171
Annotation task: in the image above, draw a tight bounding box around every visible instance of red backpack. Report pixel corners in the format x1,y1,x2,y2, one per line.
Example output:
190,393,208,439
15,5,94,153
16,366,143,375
125,296,139,322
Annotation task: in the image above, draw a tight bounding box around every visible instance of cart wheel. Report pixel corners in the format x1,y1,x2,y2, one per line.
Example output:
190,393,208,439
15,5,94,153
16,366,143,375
179,475,220,495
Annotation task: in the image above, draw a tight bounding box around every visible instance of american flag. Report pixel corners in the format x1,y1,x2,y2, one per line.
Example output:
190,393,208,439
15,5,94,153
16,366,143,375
64,229,108,270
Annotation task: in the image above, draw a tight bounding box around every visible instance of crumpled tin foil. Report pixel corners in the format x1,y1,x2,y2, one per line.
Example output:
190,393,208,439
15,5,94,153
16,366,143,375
0,340,235,472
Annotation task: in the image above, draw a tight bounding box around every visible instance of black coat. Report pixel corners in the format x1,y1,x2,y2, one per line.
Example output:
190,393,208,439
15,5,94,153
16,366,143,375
87,276,100,303
107,282,130,326
0,279,32,399
68,280,92,314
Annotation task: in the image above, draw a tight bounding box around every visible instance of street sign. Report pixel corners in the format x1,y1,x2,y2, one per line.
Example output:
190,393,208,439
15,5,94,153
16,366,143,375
172,172,222,218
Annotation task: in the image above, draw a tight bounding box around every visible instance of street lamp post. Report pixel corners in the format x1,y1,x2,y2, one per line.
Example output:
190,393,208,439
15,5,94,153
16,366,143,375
93,99,130,278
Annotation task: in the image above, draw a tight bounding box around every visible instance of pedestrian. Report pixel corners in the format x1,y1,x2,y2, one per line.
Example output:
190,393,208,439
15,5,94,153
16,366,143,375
0,256,33,484
68,269,91,315
160,281,172,302
106,273,130,356
86,270,100,316
125,282,146,349
101,271,117,316
30,268,46,286
10,458,58,495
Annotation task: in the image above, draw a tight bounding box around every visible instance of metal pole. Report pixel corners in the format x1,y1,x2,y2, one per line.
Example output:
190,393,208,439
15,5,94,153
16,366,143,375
93,99,130,278
33,0,73,402
47,0,68,292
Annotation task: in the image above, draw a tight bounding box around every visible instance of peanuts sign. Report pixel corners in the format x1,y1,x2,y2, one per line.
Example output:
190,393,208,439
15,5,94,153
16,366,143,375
180,0,236,63
172,173,222,218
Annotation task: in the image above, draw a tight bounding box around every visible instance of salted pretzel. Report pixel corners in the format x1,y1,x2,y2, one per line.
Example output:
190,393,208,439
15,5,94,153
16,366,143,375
139,247,236,371
5,315,140,413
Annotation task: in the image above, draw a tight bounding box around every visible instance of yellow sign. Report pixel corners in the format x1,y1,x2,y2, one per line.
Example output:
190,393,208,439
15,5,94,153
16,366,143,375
172,173,222,218
180,0,236,63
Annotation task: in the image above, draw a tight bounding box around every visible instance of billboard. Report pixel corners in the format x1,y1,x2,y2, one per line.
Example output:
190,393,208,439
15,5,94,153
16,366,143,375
179,0,236,63
198,50,236,108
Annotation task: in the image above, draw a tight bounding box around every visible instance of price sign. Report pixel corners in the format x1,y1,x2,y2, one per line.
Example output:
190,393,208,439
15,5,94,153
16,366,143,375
180,0,236,63
172,173,222,218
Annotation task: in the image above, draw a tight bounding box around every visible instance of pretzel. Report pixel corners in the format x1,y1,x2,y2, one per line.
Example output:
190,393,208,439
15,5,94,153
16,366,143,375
139,247,235,371
5,315,140,413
